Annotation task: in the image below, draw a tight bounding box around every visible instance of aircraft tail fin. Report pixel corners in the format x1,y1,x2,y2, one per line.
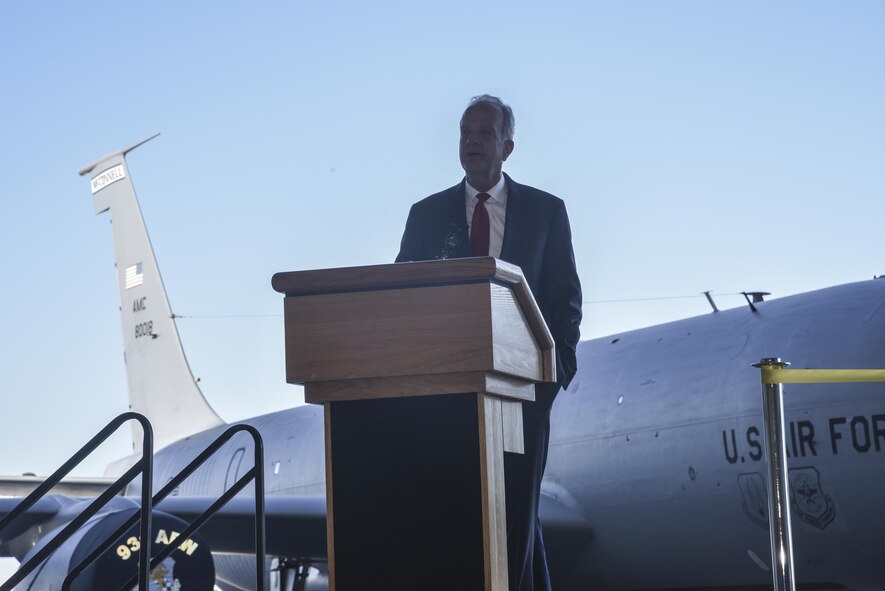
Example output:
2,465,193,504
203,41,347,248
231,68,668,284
79,135,224,454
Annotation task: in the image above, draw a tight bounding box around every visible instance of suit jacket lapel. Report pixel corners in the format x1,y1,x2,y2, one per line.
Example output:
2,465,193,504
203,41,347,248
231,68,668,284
447,179,468,226
443,179,472,258
500,173,523,261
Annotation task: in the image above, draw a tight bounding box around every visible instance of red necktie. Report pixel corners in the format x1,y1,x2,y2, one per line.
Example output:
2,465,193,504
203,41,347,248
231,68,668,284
471,192,491,256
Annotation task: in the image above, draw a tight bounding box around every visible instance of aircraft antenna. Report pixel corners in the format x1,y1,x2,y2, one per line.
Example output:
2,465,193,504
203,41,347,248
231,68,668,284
741,291,771,313
702,291,719,313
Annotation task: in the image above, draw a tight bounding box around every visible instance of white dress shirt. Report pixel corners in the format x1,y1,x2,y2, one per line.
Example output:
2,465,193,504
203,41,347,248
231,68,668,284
465,175,507,258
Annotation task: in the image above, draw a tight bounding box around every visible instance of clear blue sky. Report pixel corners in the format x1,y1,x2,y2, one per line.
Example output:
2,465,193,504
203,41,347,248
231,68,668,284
0,1,883,478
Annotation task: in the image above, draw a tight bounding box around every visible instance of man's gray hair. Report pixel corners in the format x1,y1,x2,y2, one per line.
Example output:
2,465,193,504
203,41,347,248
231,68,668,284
467,94,515,140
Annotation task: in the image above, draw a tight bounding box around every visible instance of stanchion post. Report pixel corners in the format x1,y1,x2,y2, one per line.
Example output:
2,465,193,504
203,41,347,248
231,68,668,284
753,357,796,591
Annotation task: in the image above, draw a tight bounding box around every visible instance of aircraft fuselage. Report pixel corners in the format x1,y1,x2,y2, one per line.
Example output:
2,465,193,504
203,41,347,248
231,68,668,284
138,279,885,590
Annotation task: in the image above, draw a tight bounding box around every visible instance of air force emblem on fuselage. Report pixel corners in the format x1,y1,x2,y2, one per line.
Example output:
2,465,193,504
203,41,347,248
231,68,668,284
738,467,836,530
738,472,768,528
789,466,836,529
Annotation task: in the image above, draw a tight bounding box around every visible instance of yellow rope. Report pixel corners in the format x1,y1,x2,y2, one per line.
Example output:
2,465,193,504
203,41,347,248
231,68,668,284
761,367,885,384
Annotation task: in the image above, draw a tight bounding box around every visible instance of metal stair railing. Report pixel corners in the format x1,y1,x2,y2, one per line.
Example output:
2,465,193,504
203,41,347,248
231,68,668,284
62,423,266,591
0,412,154,591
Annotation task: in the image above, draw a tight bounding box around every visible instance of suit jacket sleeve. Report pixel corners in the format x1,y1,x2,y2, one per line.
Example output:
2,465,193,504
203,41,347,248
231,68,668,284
395,203,421,263
543,200,582,390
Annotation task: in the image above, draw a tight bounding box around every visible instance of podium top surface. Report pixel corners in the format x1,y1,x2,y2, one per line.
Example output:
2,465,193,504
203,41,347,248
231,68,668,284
272,257,554,355
272,257,525,297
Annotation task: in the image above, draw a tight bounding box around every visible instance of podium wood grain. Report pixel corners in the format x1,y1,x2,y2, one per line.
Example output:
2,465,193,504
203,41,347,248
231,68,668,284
273,258,553,590
274,258,555,385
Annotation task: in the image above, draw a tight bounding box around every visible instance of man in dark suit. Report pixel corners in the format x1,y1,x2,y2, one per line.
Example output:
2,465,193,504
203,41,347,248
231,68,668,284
396,95,582,591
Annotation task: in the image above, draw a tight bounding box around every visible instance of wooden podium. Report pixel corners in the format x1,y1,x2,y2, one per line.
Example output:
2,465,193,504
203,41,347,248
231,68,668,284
272,257,554,591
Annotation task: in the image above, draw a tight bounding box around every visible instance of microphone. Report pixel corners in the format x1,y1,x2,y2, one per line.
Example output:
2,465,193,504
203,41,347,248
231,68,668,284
437,223,469,260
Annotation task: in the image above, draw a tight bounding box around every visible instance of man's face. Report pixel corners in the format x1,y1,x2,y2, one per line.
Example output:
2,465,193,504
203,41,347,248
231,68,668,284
459,103,514,184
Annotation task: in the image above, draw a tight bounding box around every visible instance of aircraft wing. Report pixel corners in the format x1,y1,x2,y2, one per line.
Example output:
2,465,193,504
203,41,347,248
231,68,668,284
0,494,328,563
156,495,328,560
1,491,583,560
156,493,587,566
0,476,117,498
0,497,64,546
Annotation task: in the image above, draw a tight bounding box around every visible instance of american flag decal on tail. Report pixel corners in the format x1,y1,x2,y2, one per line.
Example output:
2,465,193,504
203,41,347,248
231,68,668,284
125,263,144,289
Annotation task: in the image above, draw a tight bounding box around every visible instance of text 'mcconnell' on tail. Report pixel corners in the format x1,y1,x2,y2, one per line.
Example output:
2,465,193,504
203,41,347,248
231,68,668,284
78,134,224,458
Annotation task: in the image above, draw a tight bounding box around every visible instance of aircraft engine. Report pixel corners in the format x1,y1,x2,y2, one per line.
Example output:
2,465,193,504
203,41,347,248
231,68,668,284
15,508,215,590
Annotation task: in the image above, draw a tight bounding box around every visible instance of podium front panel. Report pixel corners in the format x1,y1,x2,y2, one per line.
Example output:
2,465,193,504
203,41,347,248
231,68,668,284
285,283,493,383
326,393,487,590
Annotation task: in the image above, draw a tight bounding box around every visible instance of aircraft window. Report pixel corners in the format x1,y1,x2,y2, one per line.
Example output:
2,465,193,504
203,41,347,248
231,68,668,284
273,461,281,475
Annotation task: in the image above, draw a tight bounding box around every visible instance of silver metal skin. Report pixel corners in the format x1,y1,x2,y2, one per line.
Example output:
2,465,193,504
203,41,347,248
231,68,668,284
756,358,796,591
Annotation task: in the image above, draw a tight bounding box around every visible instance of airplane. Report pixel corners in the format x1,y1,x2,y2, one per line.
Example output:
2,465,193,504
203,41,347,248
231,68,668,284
1,134,884,590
